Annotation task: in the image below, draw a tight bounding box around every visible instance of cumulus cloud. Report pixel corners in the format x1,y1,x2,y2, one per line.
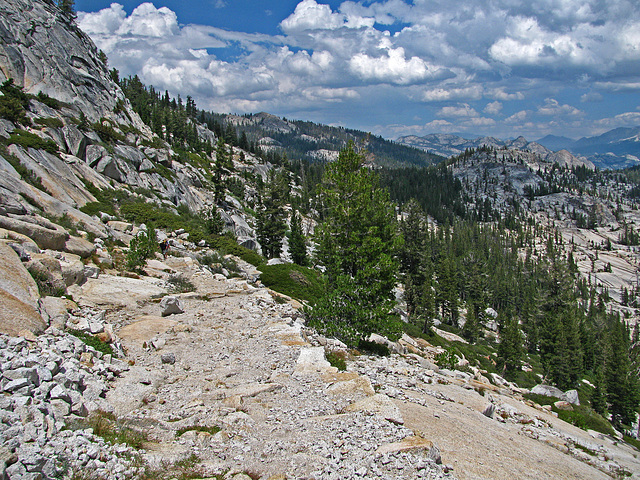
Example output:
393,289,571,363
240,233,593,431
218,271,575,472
439,104,479,118
349,47,443,85
537,98,583,116
422,86,483,102
78,0,640,139
280,0,346,32
484,101,502,115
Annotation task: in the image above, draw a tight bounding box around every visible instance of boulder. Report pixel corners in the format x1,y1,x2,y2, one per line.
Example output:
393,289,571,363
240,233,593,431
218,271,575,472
64,235,95,259
0,215,68,250
62,124,88,158
95,156,123,182
39,296,76,330
160,296,184,317
26,254,67,295
554,400,573,411
85,144,108,167
58,253,86,287
345,393,404,425
564,389,580,406
0,242,46,335
295,347,333,374
531,384,566,401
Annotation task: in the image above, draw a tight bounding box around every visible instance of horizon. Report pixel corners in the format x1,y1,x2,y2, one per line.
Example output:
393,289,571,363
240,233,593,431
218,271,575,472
75,0,640,142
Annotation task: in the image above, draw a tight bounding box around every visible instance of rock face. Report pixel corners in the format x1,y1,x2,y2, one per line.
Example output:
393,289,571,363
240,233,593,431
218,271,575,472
0,241,45,335
0,0,141,126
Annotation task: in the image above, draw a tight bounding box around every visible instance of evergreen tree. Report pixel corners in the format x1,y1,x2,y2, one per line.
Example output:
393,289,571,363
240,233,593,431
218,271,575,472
58,0,76,20
288,210,307,265
310,143,400,345
213,138,232,204
497,316,523,377
606,317,640,427
256,170,287,259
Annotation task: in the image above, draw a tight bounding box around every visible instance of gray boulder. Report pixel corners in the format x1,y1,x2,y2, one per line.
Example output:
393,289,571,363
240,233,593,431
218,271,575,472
160,296,184,317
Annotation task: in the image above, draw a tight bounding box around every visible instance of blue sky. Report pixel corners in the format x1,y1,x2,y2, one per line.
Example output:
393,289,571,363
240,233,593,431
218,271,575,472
75,0,640,141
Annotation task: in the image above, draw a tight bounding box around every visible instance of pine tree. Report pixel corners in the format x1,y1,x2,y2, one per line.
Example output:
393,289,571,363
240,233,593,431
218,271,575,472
58,0,76,20
606,317,640,427
256,170,287,259
497,316,523,377
310,143,400,345
288,210,307,265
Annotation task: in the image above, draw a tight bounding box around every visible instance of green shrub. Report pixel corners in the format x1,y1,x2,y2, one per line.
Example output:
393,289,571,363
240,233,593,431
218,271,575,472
523,393,556,406
624,435,640,451
357,339,390,356
80,201,116,217
167,274,195,293
0,79,30,125
35,91,61,109
34,117,64,129
91,120,125,143
7,129,59,155
435,347,458,370
68,410,147,449
68,330,114,356
208,234,263,266
553,404,615,436
126,228,158,272
326,350,347,371
257,263,325,303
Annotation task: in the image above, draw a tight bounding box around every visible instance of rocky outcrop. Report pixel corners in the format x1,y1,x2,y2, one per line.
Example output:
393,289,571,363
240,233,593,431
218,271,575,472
0,241,45,335
0,0,144,128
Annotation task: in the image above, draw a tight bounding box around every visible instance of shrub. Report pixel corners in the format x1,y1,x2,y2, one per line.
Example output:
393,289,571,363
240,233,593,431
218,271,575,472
35,91,61,109
553,404,615,436
7,129,59,155
33,117,64,129
0,78,30,125
91,120,125,143
68,410,147,449
167,274,195,293
207,234,263,266
80,201,116,217
257,263,325,303
126,228,158,272
325,350,347,371
435,347,458,370
68,330,114,356
357,339,390,356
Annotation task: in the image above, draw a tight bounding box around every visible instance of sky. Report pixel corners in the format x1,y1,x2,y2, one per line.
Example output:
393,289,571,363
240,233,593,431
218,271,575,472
75,0,640,141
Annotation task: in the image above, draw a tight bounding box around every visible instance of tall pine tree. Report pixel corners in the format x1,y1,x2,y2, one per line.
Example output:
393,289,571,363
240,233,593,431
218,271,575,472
310,143,400,345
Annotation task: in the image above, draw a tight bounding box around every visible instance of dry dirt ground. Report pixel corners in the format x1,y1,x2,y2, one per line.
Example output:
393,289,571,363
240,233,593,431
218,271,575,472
69,255,640,479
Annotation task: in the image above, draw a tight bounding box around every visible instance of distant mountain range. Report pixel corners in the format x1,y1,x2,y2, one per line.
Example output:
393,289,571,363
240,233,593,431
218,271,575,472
398,127,640,169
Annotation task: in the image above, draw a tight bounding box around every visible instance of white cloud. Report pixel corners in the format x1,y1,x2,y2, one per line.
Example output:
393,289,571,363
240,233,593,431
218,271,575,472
77,1,640,139
116,3,179,37
506,110,529,123
439,104,479,117
349,47,440,85
77,4,127,35
537,98,582,116
421,86,483,102
484,101,502,115
488,88,525,101
280,0,346,32
595,111,640,129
